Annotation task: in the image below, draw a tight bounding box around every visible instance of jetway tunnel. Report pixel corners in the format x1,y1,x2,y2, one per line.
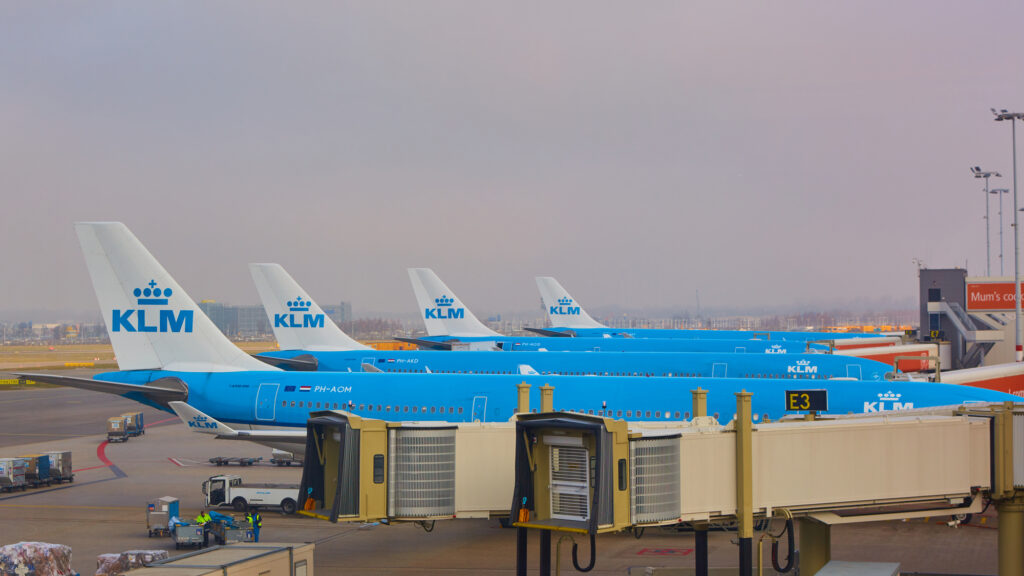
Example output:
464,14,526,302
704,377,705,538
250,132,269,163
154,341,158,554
298,386,1024,575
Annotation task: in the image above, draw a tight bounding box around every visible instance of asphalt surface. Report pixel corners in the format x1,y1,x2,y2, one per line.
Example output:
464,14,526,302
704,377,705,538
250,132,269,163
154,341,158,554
0,386,1001,575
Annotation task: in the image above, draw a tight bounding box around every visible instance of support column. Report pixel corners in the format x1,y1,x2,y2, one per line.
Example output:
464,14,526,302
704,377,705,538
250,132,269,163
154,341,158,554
798,518,831,575
998,497,1024,576
691,387,707,418
694,523,709,576
517,382,531,414
735,391,753,576
540,384,554,413
516,527,527,576
540,529,552,576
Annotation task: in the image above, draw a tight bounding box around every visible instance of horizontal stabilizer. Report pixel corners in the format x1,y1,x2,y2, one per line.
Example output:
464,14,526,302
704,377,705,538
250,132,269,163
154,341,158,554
360,363,383,373
169,401,306,444
518,364,539,376
253,354,319,371
523,327,575,337
15,373,187,407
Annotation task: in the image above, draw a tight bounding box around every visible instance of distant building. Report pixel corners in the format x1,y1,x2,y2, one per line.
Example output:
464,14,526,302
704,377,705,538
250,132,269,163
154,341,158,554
322,302,352,326
198,301,239,336
237,305,271,337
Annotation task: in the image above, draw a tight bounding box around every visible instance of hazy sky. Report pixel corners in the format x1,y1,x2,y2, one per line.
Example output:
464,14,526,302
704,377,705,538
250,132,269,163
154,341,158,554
4,2,1024,321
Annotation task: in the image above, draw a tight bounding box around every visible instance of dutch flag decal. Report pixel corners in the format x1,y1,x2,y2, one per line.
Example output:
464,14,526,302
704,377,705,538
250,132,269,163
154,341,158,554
299,386,312,392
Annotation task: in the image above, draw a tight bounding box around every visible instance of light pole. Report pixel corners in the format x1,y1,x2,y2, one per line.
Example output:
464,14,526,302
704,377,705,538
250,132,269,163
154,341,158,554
992,188,1011,275
993,109,1024,361
972,167,1002,275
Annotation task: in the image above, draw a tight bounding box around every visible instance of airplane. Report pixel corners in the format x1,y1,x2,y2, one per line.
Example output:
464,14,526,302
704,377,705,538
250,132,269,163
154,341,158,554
17,223,1017,453
530,276,899,344
403,269,870,353
249,263,893,380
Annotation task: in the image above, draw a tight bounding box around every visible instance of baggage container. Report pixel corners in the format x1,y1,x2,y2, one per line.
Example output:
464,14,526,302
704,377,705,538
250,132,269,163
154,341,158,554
122,411,145,437
44,450,74,483
20,453,52,487
108,417,128,443
147,497,179,537
0,458,26,492
172,524,205,549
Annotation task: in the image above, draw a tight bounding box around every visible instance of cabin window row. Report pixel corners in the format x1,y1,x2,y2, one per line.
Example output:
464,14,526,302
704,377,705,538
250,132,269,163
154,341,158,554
283,399,464,415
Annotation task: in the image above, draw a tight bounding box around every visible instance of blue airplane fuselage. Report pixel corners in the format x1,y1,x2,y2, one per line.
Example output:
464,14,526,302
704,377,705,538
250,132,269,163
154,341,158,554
98,369,1017,428
415,335,830,353
540,327,884,341
258,349,891,381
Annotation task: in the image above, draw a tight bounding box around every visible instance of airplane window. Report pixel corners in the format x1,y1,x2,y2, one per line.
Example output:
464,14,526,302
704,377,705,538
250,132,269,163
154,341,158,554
597,410,603,416
421,406,427,413
645,411,651,418
413,406,418,413
684,412,690,419
674,411,680,419
377,405,382,412
458,407,464,414
403,406,409,413
531,408,537,413
281,401,286,407
359,404,365,410
448,407,454,414
616,410,622,417
316,402,321,409
713,412,720,419
431,407,436,413
588,410,594,415
333,403,338,409
298,401,304,408
655,411,661,418
386,406,391,412
290,401,295,408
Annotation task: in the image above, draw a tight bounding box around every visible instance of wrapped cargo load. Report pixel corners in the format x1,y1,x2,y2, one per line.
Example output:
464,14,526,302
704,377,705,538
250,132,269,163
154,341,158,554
0,458,27,492
95,550,168,575
0,542,76,576
107,417,127,443
44,452,73,484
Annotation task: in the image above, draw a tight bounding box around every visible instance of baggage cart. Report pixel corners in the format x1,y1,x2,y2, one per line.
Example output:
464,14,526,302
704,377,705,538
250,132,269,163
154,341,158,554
44,450,73,483
147,496,179,537
208,520,254,545
172,524,205,549
20,453,52,487
0,458,26,492
107,416,128,443
208,456,262,466
270,449,301,467
122,411,144,437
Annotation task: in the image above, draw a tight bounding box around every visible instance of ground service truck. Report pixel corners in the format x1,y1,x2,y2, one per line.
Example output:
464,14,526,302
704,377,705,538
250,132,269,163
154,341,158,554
202,474,300,514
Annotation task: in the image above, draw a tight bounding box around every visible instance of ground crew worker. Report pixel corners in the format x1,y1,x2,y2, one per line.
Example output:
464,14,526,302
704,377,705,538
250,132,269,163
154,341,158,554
246,508,262,542
195,510,212,546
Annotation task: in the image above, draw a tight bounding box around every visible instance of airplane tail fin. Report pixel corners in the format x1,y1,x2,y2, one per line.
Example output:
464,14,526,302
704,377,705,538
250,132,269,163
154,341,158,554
75,222,276,372
249,263,370,352
535,277,606,329
407,268,501,337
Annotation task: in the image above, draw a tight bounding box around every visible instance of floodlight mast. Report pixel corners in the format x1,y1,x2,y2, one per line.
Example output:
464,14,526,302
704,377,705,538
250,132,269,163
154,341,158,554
973,166,1002,276
993,108,1024,361
992,188,1011,275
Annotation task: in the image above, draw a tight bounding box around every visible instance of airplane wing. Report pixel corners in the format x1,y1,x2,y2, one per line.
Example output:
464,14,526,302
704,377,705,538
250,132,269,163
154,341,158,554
14,372,188,408
168,401,307,448
360,363,383,373
518,365,539,376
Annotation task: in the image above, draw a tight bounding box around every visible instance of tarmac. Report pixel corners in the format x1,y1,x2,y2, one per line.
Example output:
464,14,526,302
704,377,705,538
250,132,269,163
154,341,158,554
0,384,1001,575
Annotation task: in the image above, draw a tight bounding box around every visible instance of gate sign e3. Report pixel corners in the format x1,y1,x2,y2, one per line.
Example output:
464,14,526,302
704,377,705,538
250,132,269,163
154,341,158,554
967,282,1020,312
785,389,828,412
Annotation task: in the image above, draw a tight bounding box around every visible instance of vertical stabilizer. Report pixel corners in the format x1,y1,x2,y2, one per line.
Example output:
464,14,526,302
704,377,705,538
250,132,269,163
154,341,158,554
407,268,501,337
75,222,276,372
249,263,370,351
536,277,607,329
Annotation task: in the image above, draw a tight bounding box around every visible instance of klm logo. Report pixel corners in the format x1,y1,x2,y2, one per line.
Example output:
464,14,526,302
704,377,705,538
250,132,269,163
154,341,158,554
112,280,194,333
863,391,913,413
787,360,818,375
274,297,325,329
188,415,218,430
764,344,788,354
425,295,465,320
550,297,581,316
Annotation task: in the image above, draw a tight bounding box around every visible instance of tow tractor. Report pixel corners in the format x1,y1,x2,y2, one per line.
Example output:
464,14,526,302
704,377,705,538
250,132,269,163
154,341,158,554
202,474,300,514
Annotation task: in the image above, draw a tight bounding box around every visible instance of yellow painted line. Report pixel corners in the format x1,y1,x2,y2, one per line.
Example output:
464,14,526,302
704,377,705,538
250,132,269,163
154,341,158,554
0,503,136,511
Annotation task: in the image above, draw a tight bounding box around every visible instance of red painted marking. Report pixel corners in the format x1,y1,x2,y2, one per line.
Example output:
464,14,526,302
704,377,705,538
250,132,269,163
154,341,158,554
72,440,112,473
167,458,183,467
637,548,693,557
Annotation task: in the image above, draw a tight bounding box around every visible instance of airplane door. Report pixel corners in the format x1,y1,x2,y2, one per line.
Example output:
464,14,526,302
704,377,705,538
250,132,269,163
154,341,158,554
256,383,279,421
712,363,728,378
471,396,487,422
734,346,746,353
846,364,862,379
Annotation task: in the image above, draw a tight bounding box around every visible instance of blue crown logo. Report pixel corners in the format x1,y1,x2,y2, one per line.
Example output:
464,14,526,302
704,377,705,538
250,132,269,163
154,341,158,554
287,296,310,312
133,280,172,306
557,297,573,306
435,295,454,307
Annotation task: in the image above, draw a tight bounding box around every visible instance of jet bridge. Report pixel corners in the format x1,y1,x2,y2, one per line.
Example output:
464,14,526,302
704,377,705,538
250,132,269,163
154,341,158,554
297,385,1024,576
